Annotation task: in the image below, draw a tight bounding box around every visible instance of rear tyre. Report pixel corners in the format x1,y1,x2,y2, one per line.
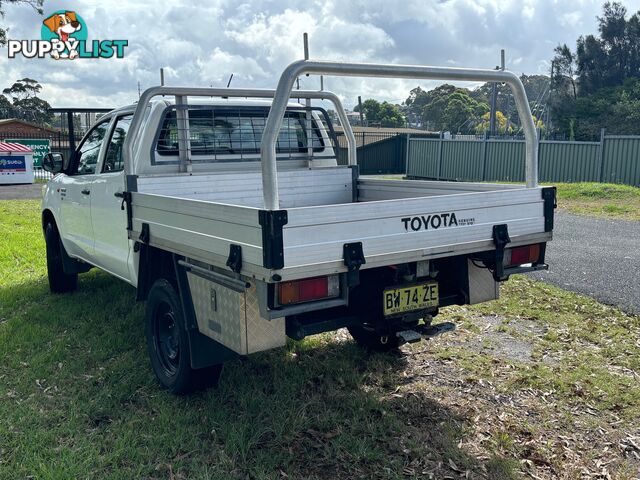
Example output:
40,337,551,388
45,222,78,294
145,279,222,394
348,325,401,352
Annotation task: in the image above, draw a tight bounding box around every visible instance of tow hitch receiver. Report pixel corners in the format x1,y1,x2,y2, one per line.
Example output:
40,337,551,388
396,330,422,344
417,321,456,338
395,322,456,344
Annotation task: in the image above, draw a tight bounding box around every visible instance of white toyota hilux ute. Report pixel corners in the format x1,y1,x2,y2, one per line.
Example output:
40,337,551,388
41,60,556,394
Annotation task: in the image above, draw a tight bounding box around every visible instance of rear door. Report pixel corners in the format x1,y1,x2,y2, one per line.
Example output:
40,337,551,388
59,120,110,260
90,114,133,281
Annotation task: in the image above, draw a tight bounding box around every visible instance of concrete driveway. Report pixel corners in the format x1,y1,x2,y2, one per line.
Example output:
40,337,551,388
531,210,639,315
0,183,43,200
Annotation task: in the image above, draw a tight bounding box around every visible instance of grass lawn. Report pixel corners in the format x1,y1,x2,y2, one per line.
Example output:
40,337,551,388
1,199,639,479
553,182,640,221
396,177,640,221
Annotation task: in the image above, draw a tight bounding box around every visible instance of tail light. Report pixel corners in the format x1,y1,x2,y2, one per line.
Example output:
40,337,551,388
278,275,340,305
505,244,541,266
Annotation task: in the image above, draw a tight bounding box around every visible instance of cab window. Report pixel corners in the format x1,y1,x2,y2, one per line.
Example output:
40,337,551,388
155,107,325,158
73,121,109,175
102,115,133,173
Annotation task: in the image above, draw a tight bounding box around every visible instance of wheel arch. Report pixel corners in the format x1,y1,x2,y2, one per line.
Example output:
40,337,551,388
42,209,92,275
135,245,176,302
140,248,239,372
42,208,56,233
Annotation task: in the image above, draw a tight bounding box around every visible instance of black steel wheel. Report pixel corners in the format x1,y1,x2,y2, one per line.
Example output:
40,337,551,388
145,279,222,394
45,222,78,294
153,300,181,377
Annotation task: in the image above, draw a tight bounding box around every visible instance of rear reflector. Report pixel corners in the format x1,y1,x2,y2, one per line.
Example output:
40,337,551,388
278,275,340,305
506,244,541,266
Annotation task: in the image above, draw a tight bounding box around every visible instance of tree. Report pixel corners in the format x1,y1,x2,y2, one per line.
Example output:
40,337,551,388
13,96,53,125
403,86,429,125
354,99,379,124
472,74,550,130
441,90,488,133
552,45,577,99
475,111,511,134
377,102,405,128
420,84,459,130
597,2,631,86
401,84,491,133
571,77,640,139
3,78,43,101
1,78,53,125
474,110,544,136
576,34,608,94
354,99,405,127
0,94,14,119
0,0,44,46
573,2,640,95
548,2,640,137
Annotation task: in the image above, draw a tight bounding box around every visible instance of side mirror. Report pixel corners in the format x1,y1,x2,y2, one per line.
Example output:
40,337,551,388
42,152,64,174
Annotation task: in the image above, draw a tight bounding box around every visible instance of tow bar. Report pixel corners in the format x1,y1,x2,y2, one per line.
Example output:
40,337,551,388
396,322,456,344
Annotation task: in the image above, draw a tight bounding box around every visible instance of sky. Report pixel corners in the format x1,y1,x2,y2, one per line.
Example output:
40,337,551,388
2,0,640,110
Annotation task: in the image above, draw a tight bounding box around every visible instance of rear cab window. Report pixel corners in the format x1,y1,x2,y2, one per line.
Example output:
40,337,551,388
154,107,326,161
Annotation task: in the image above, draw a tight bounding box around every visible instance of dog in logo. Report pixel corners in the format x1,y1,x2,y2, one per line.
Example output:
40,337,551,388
42,11,82,59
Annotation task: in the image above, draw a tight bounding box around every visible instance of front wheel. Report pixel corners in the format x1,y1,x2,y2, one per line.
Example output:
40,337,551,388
45,222,77,294
145,279,222,394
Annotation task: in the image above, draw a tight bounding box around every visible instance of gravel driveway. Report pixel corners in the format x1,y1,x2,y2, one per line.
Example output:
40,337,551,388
531,210,640,315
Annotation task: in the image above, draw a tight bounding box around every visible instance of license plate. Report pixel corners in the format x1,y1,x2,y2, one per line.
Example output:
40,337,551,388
383,282,439,316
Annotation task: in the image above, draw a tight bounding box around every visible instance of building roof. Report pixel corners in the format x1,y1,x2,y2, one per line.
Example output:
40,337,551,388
333,125,438,148
0,141,33,153
0,118,60,134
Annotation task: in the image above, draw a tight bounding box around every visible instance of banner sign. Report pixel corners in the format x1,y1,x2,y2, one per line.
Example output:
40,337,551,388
6,139,50,167
0,155,27,172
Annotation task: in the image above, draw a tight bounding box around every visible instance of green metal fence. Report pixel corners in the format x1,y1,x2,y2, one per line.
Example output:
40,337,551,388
406,134,640,186
337,134,406,174
336,131,435,175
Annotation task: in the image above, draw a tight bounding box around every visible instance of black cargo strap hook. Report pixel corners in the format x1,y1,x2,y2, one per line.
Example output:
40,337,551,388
343,242,366,286
492,224,511,282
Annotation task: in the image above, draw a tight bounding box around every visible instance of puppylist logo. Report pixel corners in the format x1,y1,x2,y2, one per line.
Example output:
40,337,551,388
7,10,128,60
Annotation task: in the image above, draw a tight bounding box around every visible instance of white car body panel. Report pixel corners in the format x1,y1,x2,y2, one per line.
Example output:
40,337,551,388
41,99,337,286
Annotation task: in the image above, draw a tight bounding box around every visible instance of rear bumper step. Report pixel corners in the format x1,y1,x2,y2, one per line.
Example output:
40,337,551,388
396,321,456,344
418,321,456,338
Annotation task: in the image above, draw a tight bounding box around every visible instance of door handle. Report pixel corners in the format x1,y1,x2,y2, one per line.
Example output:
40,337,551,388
81,189,91,195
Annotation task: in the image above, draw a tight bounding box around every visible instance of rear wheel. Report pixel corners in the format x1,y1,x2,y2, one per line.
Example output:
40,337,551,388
145,279,222,394
45,222,78,294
